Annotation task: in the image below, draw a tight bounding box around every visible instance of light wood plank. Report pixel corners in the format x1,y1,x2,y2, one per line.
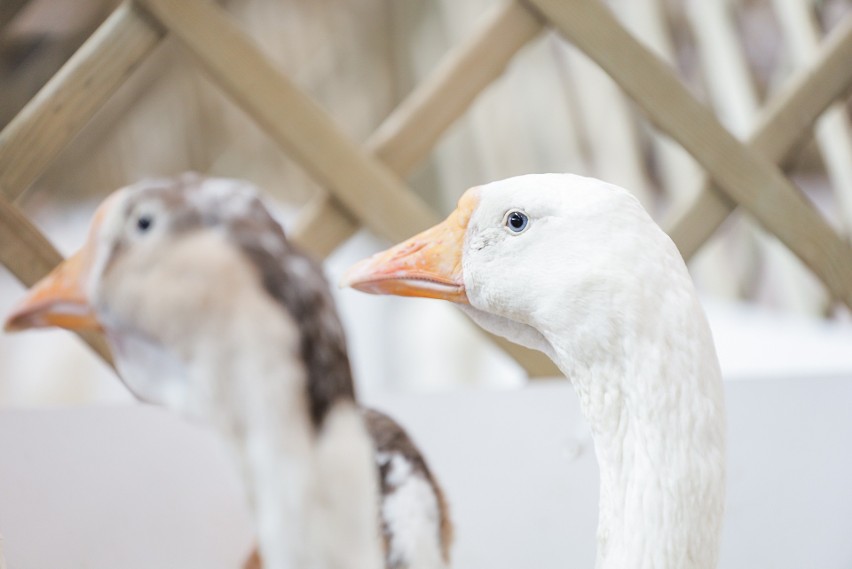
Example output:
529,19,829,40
526,0,852,307
667,14,852,260
138,0,560,377
773,0,852,233
619,0,703,208
293,0,545,257
0,195,114,365
0,27,101,129
686,0,820,312
137,0,438,244
290,194,359,260
685,0,759,136
370,0,545,175
0,2,165,202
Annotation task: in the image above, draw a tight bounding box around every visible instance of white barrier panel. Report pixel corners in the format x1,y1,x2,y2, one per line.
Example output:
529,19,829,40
0,378,850,568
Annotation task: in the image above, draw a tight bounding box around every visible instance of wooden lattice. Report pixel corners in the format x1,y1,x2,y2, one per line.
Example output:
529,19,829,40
2,0,852,377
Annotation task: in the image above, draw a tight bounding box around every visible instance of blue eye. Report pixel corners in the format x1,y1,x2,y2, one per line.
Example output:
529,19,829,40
505,210,528,233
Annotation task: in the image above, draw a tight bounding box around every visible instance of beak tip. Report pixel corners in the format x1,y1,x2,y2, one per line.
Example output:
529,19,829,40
4,295,46,333
3,302,25,332
3,314,27,333
3,304,42,332
340,259,370,291
338,271,353,290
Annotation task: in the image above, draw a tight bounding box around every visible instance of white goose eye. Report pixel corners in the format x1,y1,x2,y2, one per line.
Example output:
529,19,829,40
504,210,529,234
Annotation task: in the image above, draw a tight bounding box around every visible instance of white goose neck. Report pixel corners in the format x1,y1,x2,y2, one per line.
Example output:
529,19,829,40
546,281,725,569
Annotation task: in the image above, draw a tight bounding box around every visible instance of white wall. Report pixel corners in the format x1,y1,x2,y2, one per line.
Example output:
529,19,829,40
1,377,851,568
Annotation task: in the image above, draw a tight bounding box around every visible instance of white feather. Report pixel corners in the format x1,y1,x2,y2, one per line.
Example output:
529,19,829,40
381,453,447,569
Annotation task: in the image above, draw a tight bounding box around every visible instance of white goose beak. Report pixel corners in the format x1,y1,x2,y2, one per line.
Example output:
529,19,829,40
342,189,479,304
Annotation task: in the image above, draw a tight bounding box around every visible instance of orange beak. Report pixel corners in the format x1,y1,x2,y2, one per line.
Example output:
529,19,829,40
2,193,119,334
4,248,101,333
343,189,478,303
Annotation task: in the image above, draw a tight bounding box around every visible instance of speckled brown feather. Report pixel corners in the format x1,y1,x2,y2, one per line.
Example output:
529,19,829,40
364,408,454,565
235,215,356,429
110,175,451,567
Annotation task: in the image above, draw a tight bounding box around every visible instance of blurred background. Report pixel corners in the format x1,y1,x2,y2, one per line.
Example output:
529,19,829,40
1,0,851,404
2,1,852,568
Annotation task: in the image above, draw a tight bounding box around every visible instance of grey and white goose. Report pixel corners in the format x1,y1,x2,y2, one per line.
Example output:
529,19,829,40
5,174,452,569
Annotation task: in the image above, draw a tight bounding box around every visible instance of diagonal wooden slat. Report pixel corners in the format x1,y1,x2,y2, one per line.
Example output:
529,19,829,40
370,1,545,177
524,0,852,307
0,2,162,368
668,14,852,260
136,0,437,244
0,2,165,202
0,195,114,366
292,195,360,260
773,0,852,233
293,0,546,258
136,0,560,377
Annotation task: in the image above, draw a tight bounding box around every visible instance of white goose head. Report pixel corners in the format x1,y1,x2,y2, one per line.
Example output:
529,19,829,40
347,174,688,362
346,173,726,569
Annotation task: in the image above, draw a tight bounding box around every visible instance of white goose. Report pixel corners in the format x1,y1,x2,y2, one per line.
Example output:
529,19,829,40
344,173,726,569
5,175,452,569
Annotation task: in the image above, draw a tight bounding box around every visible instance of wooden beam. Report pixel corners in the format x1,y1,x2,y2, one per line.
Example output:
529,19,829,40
0,195,114,365
137,0,438,243
667,14,852,260
524,0,852,307
773,0,852,233
0,1,161,370
290,194,360,259
684,0,759,136
0,2,165,202
0,9,110,129
137,0,560,377
371,1,545,176
618,0,702,210
293,0,545,259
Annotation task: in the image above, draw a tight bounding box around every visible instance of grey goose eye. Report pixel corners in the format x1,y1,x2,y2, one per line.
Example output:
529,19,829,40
136,214,154,233
504,210,529,234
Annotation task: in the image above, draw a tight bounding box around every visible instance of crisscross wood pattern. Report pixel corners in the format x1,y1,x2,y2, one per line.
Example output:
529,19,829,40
1,0,851,376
